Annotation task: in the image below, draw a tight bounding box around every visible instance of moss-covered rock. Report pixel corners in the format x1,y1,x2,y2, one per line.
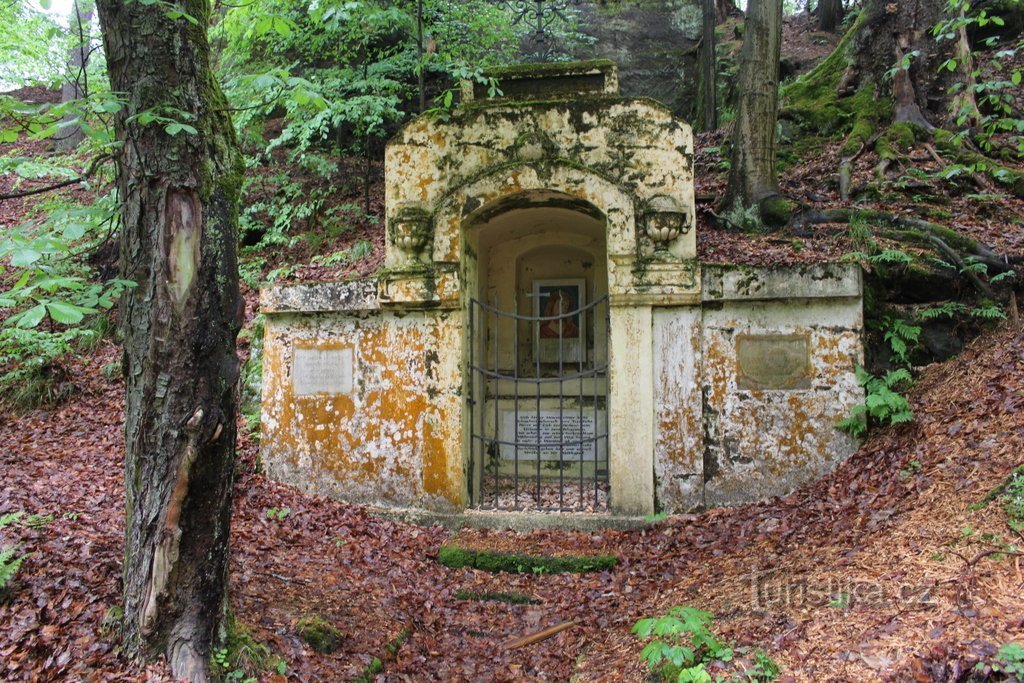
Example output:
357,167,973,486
295,614,342,654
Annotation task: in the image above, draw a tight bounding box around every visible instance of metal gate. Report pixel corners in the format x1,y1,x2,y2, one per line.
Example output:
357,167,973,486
468,291,610,512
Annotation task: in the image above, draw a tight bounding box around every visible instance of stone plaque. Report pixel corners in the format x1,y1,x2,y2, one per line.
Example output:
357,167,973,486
293,347,353,396
500,410,606,461
736,334,811,390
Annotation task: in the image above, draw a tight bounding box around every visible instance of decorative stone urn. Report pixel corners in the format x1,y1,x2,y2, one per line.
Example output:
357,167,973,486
390,204,433,265
643,195,690,252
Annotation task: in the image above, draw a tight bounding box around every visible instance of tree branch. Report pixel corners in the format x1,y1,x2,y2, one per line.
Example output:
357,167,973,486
0,154,111,201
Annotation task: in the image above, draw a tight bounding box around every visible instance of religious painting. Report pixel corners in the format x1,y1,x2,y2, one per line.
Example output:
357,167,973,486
533,279,585,364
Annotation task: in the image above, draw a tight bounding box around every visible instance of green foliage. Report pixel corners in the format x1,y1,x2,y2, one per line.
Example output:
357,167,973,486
436,544,617,574
295,614,343,654
0,544,26,597
975,642,1024,679
0,187,130,407
0,327,84,407
933,0,1024,159
882,316,922,365
632,606,778,683
354,627,411,683
213,614,286,682
0,1,66,88
265,507,291,521
0,511,50,597
1004,470,1024,533
837,366,914,438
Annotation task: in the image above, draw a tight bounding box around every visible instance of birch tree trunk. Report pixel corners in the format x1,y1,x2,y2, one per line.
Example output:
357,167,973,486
94,1,243,679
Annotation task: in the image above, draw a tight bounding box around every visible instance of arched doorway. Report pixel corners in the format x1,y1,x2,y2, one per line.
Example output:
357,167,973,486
464,193,610,511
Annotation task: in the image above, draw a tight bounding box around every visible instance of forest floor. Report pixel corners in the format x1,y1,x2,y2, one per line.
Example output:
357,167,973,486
1,308,1023,683
3,136,1024,681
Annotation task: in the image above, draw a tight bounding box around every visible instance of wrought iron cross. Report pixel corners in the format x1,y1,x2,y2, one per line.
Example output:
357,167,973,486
493,0,584,61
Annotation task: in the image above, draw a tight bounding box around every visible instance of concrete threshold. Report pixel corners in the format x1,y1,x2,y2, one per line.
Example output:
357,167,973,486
368,506,652,531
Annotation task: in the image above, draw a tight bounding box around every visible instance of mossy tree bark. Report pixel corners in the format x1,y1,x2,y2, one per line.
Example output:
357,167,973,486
721,0,786,226
842,0,959,128
94,1,243,680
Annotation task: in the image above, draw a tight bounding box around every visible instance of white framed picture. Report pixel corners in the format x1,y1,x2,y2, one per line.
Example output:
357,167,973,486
533,278,586,364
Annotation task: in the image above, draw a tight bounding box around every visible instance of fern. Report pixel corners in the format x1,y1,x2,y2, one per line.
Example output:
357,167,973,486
919,302,968,319
872,249,913,264
838,366,914,438
971,302,1007,319
0,544,27,590
882,317,921,364
0,512,30,592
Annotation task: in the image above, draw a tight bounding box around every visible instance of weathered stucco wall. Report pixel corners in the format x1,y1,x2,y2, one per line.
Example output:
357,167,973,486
385,61,697,300
260,283,465,510
258,63,865,519
653,264,864,512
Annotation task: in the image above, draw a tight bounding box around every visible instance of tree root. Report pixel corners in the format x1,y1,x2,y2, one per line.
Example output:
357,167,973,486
933,130,1024,198
789,208,1019,296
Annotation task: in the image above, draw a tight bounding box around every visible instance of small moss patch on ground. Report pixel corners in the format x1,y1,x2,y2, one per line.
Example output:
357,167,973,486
354,627,412,683
295,613,342,654
454,589,537,604
437,544,617,574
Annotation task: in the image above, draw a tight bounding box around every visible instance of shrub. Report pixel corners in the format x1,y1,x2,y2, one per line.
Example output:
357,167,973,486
632,605,779,682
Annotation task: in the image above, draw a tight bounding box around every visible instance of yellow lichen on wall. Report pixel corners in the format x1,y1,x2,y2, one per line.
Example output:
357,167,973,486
698,301,862,508
260,310,464,510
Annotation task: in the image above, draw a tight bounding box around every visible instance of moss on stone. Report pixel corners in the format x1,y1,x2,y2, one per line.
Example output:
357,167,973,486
295,614,342,654
483,59,615,80
437,544,617,574
759,195,796,227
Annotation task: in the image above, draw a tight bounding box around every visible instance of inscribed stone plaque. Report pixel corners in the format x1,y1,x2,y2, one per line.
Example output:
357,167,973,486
293,347,353,396
500,410,606,461
736,334,811,390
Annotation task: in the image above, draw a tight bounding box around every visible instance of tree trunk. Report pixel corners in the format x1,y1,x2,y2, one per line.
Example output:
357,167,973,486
818,0,842,32
699,0,718,131
721,0,784,223
716,0,739,22
94,1,243,680
56,0,94,151
850,0,957,128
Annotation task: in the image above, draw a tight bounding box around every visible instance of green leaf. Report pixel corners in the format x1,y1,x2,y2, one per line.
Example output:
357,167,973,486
165,122,197,136
16,303,47,328
46,301,96,324
10,248,43,267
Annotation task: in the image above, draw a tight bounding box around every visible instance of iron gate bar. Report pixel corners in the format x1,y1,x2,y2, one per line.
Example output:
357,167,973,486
469,293,610,512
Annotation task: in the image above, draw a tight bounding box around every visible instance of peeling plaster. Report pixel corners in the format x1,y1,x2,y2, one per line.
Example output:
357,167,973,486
259,63,865,517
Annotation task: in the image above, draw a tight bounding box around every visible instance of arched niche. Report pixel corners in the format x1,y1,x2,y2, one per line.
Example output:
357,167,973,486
466,193,610,375
429,164,639,296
